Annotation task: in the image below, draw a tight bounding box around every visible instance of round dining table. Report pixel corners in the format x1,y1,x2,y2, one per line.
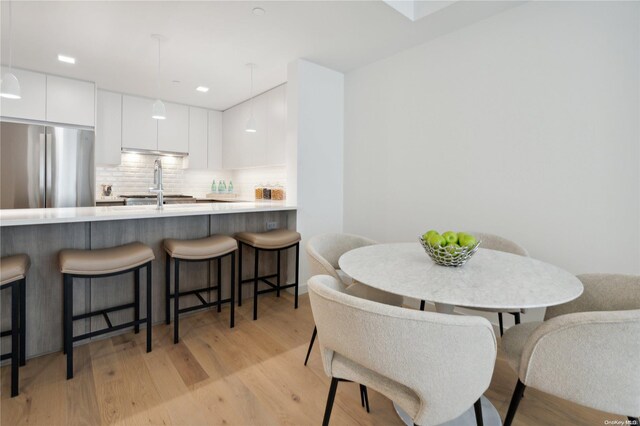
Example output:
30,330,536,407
339,242,584,426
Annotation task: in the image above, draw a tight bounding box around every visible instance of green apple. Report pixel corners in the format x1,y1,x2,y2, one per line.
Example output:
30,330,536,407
427,234,446,248
459,233,478,249
423,230,439,240
445,242,461,255
442,231,458,245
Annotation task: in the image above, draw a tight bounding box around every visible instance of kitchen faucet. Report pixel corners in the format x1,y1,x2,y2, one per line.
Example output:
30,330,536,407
149,158,164,209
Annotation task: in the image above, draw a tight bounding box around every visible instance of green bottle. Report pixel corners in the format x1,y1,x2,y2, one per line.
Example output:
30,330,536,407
228,180,234,193
210,179,217,193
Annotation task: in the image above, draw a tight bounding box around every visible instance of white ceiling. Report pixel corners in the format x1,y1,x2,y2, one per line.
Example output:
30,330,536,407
1,1,519,111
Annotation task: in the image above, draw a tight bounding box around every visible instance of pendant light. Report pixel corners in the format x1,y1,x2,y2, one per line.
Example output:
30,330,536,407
1,1,21,99
151,34,166,120
245,63,257,133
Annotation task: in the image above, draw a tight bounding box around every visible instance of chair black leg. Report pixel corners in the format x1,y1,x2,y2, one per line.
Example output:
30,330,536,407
294,243,299,309
64,274,74,380
165,253,171,325
146,262,152,353
174,259,180,344
513,312,521,325
304,326,317,366
474,398,483,426
230,252,235,328
504,380,526,426
134,268,140,334
361,385,370,413
19,278,26,366
253,247,259,321
419,300,425,311
359,384,365,407
498,313,504,336
11,281,19,397
322,377,339,426
276,249,281,297
217,257,222,313
238,243,243,307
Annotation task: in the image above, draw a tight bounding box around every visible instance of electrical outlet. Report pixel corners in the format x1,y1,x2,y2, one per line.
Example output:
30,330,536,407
266,221,278,230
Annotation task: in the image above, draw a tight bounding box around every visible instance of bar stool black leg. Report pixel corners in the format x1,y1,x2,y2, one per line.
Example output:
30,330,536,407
62,276,67,355
498,313,504,336
11,281,19,397
230,252,235,328
217,257,222,313
64,274,74,380
19,278,26,366
165,253,171,325
134,269,140,334
146,262,152,353
174,259,180,344
514,312,521,325
238,242,243,307
253,247,259,320
276,250,281,297
294,243,300,309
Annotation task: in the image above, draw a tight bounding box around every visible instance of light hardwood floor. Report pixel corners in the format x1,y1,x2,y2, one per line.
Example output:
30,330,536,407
1,293,627,425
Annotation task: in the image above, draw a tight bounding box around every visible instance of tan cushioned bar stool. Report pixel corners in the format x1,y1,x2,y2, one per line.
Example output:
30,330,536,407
235,229,301,320
59,242,154,379
164,235,238,344
0,254,30,397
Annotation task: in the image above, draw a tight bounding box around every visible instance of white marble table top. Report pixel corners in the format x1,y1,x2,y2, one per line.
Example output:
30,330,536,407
339,243,583,310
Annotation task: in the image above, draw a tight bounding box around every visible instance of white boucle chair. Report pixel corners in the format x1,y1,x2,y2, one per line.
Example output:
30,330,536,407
461,232,530,335
304,233,403,366
501,273,640,425
308,275,497,426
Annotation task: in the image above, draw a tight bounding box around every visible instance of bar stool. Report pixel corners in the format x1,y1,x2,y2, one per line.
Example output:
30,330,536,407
164,235,237,344
0,254,29,397
235,229,301,320
59,242,154,379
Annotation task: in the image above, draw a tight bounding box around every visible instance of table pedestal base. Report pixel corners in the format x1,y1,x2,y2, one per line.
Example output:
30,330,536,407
393,396,502,426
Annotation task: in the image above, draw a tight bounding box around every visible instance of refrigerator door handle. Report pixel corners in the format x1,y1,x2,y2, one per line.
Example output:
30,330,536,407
45,127,53,208
39,129,47,208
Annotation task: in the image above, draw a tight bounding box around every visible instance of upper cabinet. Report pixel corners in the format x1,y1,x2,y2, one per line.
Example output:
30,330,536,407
96,90,122,166
0,68,46,121
122,95,158,151
222,84,287,169
208,110,223,170
0,69,94,127
46,76,95,127
158,102,188,153
187,107,208,169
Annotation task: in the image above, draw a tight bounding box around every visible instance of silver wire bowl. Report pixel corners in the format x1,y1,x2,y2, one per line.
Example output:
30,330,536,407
419,237,481,267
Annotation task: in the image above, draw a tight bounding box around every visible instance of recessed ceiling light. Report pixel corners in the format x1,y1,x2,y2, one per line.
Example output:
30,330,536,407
252,7,265,16
57,54,76,64
196,86,209,93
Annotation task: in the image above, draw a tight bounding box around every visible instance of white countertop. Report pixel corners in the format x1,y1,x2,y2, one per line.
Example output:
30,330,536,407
0,202,296,227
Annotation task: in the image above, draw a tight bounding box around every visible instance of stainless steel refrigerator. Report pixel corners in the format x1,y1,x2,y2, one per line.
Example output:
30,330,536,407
1,121,95,209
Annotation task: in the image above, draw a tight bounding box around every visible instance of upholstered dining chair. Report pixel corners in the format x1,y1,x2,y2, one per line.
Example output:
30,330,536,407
462,232,529,335
500,273,640,425
304,233,403,366
308,274,497,426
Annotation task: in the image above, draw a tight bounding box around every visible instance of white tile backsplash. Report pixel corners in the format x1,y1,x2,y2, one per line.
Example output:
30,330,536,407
96,153,287,200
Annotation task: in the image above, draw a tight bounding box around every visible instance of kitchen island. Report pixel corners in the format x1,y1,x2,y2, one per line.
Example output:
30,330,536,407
0,202,297,358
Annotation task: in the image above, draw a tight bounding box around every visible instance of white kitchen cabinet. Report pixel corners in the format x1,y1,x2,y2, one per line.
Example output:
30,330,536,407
187,107,208,169
158,102,189,153
222,104,240,169
96,90,122,166
247,94,269,167
266,84,286,166
46,75,95,126
122,95,158,151
0,68,46,121
208,110,223,170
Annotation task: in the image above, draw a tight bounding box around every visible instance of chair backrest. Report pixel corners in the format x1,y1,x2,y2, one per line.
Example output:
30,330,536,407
545,273,640,319
305,233,377,287
471,232,529,257
308,275,497,425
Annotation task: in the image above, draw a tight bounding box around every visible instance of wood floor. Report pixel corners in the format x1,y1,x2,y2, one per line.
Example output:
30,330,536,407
1,292,627,425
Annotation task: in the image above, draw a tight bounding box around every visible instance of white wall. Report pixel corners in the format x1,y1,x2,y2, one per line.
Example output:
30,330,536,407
344,2,640,280
288,59,345,288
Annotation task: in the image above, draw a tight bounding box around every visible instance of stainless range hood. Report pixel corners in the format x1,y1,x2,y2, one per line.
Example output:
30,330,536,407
121,147,188,157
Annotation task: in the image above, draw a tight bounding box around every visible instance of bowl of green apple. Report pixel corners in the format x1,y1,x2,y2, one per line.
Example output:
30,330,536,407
419,230,481,267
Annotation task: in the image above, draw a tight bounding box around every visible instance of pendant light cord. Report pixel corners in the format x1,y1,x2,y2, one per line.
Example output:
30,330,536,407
250,65,254,115
8,0,13,70
156,37,161,96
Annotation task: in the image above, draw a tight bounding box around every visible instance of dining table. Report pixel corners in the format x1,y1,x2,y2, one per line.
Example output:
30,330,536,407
338,242,584,426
